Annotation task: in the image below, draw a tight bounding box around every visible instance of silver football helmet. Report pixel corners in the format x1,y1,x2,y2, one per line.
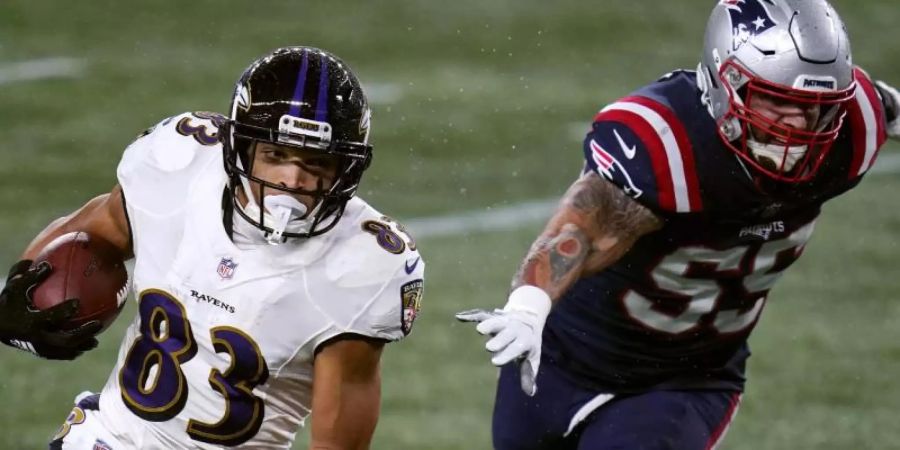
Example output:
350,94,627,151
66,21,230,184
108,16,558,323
697,0,856,182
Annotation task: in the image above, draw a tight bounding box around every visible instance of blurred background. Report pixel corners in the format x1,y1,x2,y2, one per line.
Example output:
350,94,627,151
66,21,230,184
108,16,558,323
1,0,899,448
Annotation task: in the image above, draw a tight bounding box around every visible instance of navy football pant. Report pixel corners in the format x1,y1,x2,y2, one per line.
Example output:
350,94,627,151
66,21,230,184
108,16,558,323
492,359,741,450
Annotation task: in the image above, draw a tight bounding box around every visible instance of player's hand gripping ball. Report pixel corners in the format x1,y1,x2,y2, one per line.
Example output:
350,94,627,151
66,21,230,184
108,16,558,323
31,231,129,333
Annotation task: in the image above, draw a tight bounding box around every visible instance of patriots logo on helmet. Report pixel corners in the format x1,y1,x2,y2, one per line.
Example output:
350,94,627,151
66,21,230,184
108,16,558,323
721,0,777,51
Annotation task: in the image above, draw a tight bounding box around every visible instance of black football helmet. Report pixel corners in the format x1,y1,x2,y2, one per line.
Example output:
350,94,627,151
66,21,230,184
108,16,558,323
221,46,373,240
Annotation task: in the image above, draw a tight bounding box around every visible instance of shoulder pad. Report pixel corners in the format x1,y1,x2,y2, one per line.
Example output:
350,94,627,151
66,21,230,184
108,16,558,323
325,200,423,285
312,200,425,341
584,96,703,214
119,112,225,175
117,112,225,214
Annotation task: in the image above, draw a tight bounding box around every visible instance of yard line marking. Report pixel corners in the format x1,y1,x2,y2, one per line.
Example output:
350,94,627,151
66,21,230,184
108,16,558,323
0,57,86,85
407,199,558,238
407,152,900,238
365,82,403,105
1,152,899,290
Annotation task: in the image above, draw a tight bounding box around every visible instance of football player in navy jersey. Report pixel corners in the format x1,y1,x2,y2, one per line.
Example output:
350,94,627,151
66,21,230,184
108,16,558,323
458,0,899,448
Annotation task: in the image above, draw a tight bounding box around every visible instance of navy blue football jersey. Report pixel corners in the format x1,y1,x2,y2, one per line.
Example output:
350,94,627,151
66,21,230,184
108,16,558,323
544,68,889,393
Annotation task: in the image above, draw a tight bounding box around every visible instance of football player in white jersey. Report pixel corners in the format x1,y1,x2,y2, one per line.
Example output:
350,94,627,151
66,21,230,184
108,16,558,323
0,46,425,449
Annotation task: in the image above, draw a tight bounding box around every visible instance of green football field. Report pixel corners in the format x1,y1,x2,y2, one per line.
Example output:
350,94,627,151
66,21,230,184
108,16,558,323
2,0,899,448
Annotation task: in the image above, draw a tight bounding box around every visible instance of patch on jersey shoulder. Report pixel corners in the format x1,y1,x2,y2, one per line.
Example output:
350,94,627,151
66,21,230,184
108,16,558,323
52,405,86,441
400,279,424,335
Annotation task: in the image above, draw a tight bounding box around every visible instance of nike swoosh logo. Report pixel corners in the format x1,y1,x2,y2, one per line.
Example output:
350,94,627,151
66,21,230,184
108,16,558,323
405,257,421,274
613,129,637,160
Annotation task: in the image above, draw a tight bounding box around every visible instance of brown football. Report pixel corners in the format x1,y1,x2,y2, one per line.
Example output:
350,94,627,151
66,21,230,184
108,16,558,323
31,231,129,332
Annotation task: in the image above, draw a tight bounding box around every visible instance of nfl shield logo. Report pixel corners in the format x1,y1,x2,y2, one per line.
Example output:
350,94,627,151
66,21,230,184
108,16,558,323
217,257,238,280
93,439,113,450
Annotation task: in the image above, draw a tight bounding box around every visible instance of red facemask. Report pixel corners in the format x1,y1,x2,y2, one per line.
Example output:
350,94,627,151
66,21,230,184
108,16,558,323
717,61,857,183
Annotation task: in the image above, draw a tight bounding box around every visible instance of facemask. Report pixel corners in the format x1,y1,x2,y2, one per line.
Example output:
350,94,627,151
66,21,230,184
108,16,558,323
746,140,808,173
237,174,318,245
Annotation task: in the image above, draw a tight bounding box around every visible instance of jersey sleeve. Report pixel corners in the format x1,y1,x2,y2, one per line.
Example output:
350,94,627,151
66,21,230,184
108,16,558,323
118,113,193,183
308,213,426,347
309,253,425,347
351,255,425,342
583,95,703,214
844,67,890,180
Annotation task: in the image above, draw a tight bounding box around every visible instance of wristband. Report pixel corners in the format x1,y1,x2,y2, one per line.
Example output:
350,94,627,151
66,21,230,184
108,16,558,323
504,285,552,321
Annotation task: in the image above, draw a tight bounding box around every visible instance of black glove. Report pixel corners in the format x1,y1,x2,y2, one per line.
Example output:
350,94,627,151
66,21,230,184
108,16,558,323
0,259,101,360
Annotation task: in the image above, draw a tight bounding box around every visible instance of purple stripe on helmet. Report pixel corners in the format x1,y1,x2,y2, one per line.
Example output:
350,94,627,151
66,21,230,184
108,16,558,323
315,53,330,121
288,51,310,117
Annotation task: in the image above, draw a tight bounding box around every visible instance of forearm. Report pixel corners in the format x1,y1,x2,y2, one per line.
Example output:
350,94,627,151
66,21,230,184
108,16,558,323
875,79,899,124
512,224,592,301
511,172,663,303
875,79,900,140
310,338,384,450
21,187,132,260
309,388,380,450
22,213,84,260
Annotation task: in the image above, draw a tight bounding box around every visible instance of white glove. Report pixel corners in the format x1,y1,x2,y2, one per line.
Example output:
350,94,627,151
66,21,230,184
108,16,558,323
456,285,552,396
875,80,900,140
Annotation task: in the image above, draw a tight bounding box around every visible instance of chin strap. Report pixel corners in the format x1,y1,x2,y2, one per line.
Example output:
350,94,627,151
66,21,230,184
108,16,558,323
875,80,900,140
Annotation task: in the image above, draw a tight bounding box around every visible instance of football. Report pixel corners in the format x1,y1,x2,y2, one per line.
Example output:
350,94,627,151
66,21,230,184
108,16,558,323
31,231,129,332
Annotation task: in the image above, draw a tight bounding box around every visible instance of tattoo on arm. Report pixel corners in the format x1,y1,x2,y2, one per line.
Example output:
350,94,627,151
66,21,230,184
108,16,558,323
511,172,662,301
570,172,662,243
547,225,591,283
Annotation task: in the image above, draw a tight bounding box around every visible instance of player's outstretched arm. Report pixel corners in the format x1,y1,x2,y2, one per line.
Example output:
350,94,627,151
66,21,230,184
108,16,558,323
457,171,662,395
0,184,132,359
875,79,900,140
309,336,386,450
511,170,663,300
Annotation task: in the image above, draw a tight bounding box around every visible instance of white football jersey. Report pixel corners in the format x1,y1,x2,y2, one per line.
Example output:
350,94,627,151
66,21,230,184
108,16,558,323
93,112,425,449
